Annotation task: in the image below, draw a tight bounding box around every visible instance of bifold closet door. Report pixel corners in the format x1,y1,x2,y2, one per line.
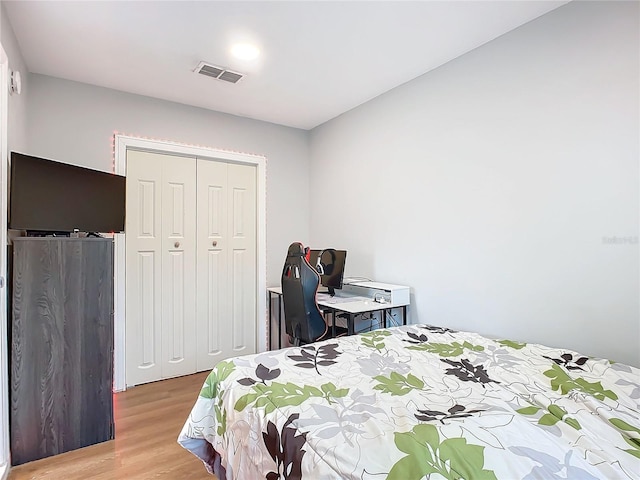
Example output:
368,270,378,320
196,160,257,371
125,150,197,386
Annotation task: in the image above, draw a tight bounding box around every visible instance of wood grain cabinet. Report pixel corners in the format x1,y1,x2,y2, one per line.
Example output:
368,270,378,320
9,237,114,466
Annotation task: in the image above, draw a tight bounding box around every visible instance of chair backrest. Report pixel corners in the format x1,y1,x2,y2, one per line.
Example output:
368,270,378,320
281,242,327,344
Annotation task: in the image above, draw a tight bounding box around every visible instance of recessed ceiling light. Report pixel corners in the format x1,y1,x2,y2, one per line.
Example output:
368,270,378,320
231,43,260,61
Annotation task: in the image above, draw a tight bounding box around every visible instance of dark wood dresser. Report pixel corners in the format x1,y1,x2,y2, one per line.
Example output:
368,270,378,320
9,237,114,465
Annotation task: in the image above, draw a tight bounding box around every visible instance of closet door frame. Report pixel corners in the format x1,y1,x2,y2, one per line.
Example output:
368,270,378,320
113,135,266,391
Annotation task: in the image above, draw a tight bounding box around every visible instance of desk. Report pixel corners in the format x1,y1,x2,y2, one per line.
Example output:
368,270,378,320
267,285,409,350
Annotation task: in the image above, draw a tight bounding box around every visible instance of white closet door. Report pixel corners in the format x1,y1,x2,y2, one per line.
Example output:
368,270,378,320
228,163,257,358
161,155,197,379
196,160,257,371
126,150,196,386
126,150,163,386
196,160,227,369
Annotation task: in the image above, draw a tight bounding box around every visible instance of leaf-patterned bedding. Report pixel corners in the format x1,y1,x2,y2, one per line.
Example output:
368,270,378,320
178,325,640,479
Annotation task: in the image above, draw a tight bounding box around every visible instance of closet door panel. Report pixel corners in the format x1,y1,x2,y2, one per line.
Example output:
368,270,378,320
161,156,197,379
138,252,156,368
125,150,163,386
204,250,224,357
228,163,257,357
196,160,229,370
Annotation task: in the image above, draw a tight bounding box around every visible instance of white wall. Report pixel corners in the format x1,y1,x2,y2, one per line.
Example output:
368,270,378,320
25,74,310,285
1,1,28,153
310,1,639,367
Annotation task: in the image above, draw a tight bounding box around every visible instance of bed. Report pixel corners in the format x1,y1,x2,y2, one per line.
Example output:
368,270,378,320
178,324,640,479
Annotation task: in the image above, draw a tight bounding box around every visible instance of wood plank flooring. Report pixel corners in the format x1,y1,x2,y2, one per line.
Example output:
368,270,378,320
8,371,214,480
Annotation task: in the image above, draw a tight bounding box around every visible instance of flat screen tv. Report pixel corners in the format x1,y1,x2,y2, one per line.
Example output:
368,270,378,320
9,152,125,234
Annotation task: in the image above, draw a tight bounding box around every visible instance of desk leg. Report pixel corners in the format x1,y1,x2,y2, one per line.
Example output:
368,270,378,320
402,305,407,326
268,292,273,350
332,310,336,338
348,313,355,336
383,309,387,329
278,295,283,350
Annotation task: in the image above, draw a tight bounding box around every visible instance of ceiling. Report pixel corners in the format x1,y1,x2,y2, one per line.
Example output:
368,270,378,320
4,1,569,130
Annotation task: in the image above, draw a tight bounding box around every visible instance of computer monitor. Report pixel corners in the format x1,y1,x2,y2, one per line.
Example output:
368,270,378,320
308,249,347,296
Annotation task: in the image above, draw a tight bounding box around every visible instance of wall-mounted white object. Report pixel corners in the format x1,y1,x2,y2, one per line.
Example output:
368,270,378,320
9,70,21,95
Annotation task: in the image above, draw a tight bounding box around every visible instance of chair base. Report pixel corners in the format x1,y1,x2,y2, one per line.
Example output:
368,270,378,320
287,325,349,347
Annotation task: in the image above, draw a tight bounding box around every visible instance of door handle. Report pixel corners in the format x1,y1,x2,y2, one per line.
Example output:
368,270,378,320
212,241,218,247
174,241,180,248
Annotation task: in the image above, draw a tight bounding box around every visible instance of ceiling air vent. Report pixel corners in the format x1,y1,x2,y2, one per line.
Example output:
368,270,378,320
194,62,244,84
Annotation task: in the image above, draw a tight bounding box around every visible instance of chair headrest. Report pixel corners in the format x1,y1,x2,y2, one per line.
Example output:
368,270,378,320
287,242,307,259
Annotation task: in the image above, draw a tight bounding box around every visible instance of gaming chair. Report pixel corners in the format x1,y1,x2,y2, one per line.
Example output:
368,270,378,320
281,242,328,346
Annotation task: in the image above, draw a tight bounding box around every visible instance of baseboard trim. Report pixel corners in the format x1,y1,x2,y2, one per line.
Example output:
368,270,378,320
1,462,9,480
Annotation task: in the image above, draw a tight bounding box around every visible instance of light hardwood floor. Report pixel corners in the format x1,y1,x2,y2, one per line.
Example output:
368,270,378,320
8,371,214,480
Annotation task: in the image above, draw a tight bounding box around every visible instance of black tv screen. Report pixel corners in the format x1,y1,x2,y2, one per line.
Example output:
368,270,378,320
9,152,125,233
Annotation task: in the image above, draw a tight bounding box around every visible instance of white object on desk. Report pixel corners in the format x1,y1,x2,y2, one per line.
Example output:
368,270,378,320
342,281,410,307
